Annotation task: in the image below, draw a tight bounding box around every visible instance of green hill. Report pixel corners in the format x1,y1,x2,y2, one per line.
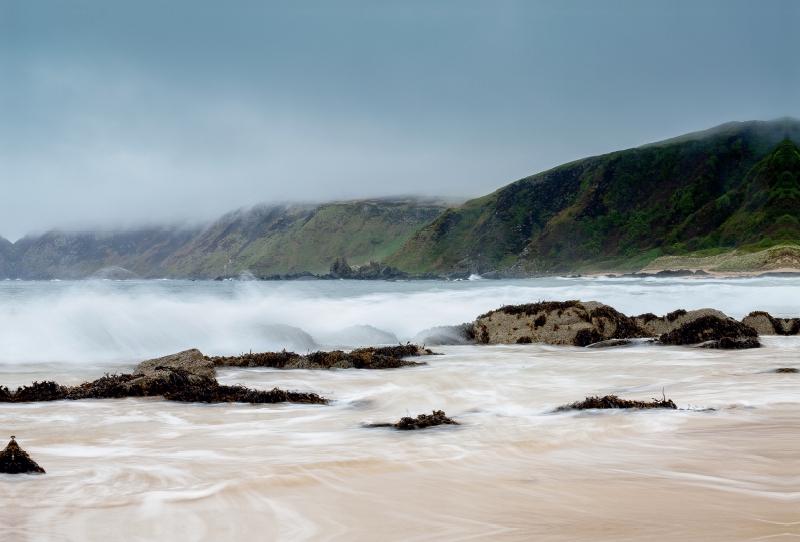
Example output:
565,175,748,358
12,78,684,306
387,118,800,274
4,198,449,279
160,198,448,277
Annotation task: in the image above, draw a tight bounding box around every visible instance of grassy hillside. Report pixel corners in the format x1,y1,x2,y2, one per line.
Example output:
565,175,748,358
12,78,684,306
160,198,448,277
5,198,448,279
387,118,800,274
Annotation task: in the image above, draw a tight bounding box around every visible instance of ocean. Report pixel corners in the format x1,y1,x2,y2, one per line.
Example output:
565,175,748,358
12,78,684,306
1,277,798,540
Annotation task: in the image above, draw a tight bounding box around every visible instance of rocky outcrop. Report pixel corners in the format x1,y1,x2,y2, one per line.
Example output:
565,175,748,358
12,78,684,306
329,256,353,278
0,368,325,404
134,349,216,378
633,309,729,336
367,410,458,430
474,301,645,347
741,311,800,335
470,301,760,349
210,345,431,370
557,395,677,411
658,315,758,347
0,437,46,474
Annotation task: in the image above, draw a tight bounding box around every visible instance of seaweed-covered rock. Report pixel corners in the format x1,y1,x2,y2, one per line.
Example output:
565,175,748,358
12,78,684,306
474,301,645,346
557,395,677,411
368,410,458,430
135,349,216,378
633,308,730,337
210,345,431,370
741,311,800,335
658,315,759,347
0,437,45,474
0,368,325,404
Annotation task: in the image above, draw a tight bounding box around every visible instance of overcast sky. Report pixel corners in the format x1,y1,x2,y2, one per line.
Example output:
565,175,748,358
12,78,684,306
1,0,797,240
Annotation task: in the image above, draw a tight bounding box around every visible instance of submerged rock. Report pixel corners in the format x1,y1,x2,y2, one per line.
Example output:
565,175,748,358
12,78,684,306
210,344,431,370
658,315,759,348
557,394,677,411
411,323,477,345
474,301,645,347
368,410,458,430
0,437,45,474
741,311,800,335
135,349,216,378
696,337,761,349
0,368,325,404
328,325,399,346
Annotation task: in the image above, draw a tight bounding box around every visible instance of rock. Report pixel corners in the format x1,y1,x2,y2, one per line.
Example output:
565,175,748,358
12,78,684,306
330,256,353,278
658,315,759,347
134,349,216,378
557,395,677,411
0,437,46,474
368,410,458,430
210,345,431,370
411,323,477,345
741,311,800,335
474,301,645,346
775,367,798,373
260,324,317,351
633,308,730,337
585,338,633,348
0,368,326,405
696,337,761,349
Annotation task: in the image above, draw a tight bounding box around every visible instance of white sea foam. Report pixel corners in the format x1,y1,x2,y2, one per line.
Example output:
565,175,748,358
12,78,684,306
0,276,799,363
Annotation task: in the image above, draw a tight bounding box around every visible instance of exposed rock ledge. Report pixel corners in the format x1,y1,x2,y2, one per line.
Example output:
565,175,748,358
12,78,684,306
471,301,761,348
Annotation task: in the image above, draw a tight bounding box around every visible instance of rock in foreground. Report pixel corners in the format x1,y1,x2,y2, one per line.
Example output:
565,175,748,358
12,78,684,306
0,437,45,474
557,395,677,411
0,368,325,404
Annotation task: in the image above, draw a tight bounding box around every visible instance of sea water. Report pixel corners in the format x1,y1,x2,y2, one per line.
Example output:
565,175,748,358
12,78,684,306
0,277,798,540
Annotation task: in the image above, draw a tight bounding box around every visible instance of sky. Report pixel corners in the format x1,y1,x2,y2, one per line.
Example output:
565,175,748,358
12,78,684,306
1,0,798,241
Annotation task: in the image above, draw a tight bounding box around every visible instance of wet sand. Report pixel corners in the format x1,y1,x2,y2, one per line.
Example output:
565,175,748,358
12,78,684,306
2,339,798,540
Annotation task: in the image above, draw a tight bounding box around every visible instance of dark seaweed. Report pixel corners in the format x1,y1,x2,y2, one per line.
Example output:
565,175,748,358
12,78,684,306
0,368,326,404
368,410,458,430
557,394,677,411
209,344,431,370
659,315,757,346
0,437,45,474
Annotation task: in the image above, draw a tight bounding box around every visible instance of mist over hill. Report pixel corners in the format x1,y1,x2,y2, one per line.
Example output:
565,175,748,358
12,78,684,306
0,199,450,279
3,119,799,280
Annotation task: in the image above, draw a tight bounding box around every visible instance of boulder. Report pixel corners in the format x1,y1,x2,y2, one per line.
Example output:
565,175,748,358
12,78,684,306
0,437,45,474
633,308,730,336
741,311,800,335
658,315,759,347
411,323,477,345
474,301,645,347
134,349,216,378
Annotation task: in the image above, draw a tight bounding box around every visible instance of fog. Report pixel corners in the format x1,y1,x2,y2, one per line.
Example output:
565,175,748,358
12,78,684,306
1,0,797,241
